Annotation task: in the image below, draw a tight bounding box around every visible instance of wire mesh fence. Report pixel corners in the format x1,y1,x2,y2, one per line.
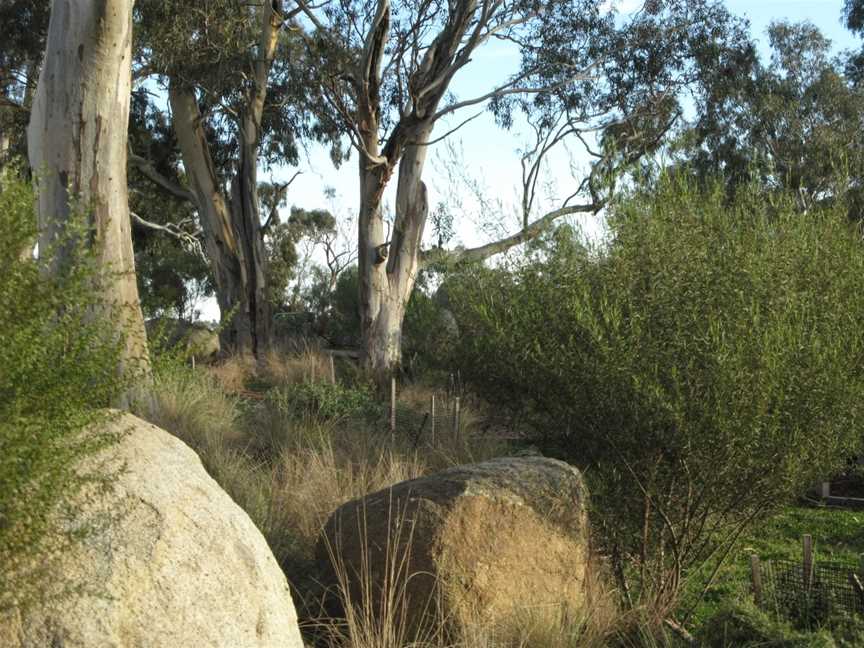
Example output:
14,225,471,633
389,390,467,448
759,559,864,622
751,536,864,623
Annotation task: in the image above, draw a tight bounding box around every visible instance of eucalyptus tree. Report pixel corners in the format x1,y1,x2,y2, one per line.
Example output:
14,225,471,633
675,20,864,214
296,0,745,379
28,0,150,386
131,0,338,355
0,0,50,167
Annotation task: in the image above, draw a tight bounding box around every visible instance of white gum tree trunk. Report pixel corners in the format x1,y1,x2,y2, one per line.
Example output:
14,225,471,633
28,0,150,385
167,3,281,356
359,125,432,382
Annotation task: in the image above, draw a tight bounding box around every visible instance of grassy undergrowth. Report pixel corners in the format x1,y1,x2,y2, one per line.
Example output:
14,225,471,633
688,505,864,625
137,345,864,647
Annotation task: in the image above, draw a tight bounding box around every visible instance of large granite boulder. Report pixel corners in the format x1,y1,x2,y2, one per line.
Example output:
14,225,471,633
1,413,303,648
316,456,590,640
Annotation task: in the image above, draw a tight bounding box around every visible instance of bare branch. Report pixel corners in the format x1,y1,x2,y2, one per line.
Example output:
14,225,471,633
290,0,328,32
430,65,601,122
129,148,199,206
421,201,601,267
261,170,302,233
131,211,206,260
408,110,483,147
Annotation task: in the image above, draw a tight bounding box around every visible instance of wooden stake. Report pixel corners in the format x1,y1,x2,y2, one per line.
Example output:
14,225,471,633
453,396,461,440
849,572,864,608
803,534,814,590
430,394,436,446
821,482,831,499
329,354,336,385
390,376,397,438
750,555,763,607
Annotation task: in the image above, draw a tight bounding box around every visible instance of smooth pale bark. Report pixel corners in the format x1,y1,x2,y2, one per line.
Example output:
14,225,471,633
361,133,430,379
353,0,489,379
28,0,150,386
166,4,280,356
169,84,253,353
359,120,597,379
0,66,12,167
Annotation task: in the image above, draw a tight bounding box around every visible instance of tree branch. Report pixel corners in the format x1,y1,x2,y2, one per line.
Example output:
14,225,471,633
261,170,302,234
129,148,199,206
430,62,604,122
130,211,206,260
408,110,483,147
421,201,601,267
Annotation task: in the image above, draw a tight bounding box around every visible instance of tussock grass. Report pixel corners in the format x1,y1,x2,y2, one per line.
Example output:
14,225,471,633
261,340,332,387
206,354,257,393
273,439,426,553
311,502,450,648
140,349,680,648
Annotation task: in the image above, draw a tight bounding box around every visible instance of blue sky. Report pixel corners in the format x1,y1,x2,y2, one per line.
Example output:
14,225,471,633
280,1,861,238
202,1,859,320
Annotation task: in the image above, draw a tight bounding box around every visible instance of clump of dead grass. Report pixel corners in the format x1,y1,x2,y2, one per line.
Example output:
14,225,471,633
261,340,333,387
206,353,257,393
140,348,673,648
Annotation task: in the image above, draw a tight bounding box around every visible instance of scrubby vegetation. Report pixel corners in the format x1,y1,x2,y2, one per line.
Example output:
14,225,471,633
0,172,127,611
449,176,864,617
9,1,864,644
10,156,864,645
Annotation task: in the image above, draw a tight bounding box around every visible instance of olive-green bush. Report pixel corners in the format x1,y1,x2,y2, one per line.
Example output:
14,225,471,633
449,177,864,611
698,603,836,647
0,171,126,611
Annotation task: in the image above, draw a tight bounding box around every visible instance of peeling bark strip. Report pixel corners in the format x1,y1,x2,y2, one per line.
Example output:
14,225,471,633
167,2,282,356
28,0,150,385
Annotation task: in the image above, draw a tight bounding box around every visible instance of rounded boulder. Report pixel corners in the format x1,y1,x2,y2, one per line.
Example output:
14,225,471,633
316,456,590,640
1,413,303,648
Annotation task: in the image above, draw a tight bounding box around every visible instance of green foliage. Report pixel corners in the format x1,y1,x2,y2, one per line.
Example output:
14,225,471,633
134,0,339,171
698,603,836,647
0,0,49,165
0,172,126,611
450,175,864,609
401,272,460,376
676,19,864,213
301,265,362,347
265,205,337,309
135,233,212,320
265,381,380,424
698,600,864,647
129,91,213,320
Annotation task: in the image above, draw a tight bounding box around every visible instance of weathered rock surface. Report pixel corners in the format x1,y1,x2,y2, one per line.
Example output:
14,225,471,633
316,456,589,639
0,413,303,648
146,317,220,359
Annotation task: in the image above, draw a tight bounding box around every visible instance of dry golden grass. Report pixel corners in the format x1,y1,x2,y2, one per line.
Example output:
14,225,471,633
261,340,333,387
143,361,245,449
271,439,426,553
206,354,257,393
309,508,640,648
310,502,451,648
140,350,674,648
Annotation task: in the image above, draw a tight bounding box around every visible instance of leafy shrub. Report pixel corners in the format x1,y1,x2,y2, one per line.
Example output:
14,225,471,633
0,171,126,611
449,176,864,611
266,381,380,423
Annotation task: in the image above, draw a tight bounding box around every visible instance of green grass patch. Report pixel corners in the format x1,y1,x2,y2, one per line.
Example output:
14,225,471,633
686,504,864,629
